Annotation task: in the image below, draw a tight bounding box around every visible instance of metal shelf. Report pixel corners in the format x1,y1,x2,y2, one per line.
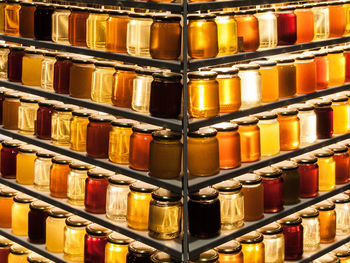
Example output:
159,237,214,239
0,127,182,193
0,35,182,72
188,133,350,192
189,83,350,131
188,36,350,71
0,80,182,132
189,183,350,258
0,228,66,263
0,179,183,259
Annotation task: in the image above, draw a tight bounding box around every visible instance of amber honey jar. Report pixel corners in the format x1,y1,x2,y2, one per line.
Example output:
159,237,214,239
331,96,350,134
253,60,279,103
276,108,300,151
150,15,181,60
19,2,35,38
70,109,94,152
215,240,243,263
188,14,218,59
69,57,95,99
2,92,21,130
106,10,129,53
276,57,296,98
295,54,317,95
238,232,265,263
112,64,136,108
327,144,349,185
105,232,133,263
0,187,17,228
68,6,89,47
12,193,34,236
188,128,219,177
4,0,20,36
314,200,336,243
235,9,260,52
308,99,334,139
328,47,345,87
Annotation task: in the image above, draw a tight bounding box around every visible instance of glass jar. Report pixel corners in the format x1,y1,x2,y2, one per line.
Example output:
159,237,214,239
12,193,34,236
0,1,4,34
0,45,10,80
212,122,241,169
19,2,35,38
0,237,12,262
91,61,116,104
215,240,243,263
1,139,23,178
109,119,139,165
34,3,54,40
329,2,346,38
278,215,303,260
328,144,350,184
151,252,182,263
86,114,114,158
259,223,285,263
255,112,280,157
214,11,238,56
34,150,55,191
255,8,277,49
150,15,181,60
86,9,108,50
314,200,336,243
299,207,320,252
236,173,264,221
273,160,300,205
51,104,79,146
16,145,37,185
236,64,262,109
70,109,94,152
51,6,70,44
312,3,330,40
68,6,89,47
313,149,336,192
332,96,350,134
328,48,346,87
294,5,315,43
106,174,135,222
105,232,133,263
234,116,260,162
255,166,283,213
188,14,218,58
0,88,6,124
84,224,111,263
190,250,219,263
53,54,73,94
188,128,219,176
106,10,129,53
127,182,157,230
63,216,90,262
22,49,45,86
85,168,112,214
213,179,244,230
238,232,265,263
276,7,297,45
149,130,182,179
129,124,161,171
148,189,182,240
345,46,350,83
149,72,183,118
294,155,319,198
188,187,221,238
69,57,95,99
276,108,300,151
3,92,21,130
67,161,92,206
211,67,241,113
276,58,296,98
28,200,51,244
40,52,56,91
4,0,20,36
8,244,30,263
345,1,350,36
132,68,154,113
36,100,61,140
112,64,136,108
18,96,40,135
308,99,333,139
0,187,17,228
235,10,259,52
295,54,316,95
49,155,71,198
312,49,329,90
126,241,156,263
46,208,71,253
127,13,153,57
7,46,25,82
330,193,350,236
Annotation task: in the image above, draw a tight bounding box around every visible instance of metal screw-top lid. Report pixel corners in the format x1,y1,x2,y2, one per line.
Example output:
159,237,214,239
18,144,38,153
66,215,91,227
30,200,52,211
53,104,79,112
259,222,283,235
27,252,51,263
307,99,332,107
188,127,217,138
189,187,219,201
236,63,260,70
313,149,334,158
211,67,239,75
128,241,156,255
314,254,340,263
288,103,314,111
88,167,114,179
328,47,344,54
69,161,93,170
292,154,318,165
128,12,154,19
340,139,350,148
151,188,182,202
332,96,348,103
330,193,350,204
4,92,21,99
0,187,17,197
38,100,63,107
254,166,283,178
88,114,115,123
275,57,295,64
213,179,242,192
254,111,278,120
314,200,335,211
48,207,72,218
152,72,182,81
191,249,219,262
14,193,34,204
295,53,315,60
188,13,216,20
238,231,264,244
235,9,257,15
2,139,24,148
130,181,158,193
252,60,277,67
151,251,182,263
275,108,298,116
0,236,12,247
20,96,41,103
152,14,181,22
132,124,162,134
211,122,238,132
111,119,140,128
278,214,302,226
86,223,111,236
152,130,182,141
273,160,299,170
236,173,262,185
233,116,259,125
51,155,72,164
72,109,96,117
108,174,135,185
298,207,319,218
107,232,133,245
36,150,56,158
332,245,350,258
215,240,241,254
327,144,348,154
9,244,30,255
188,71,217,79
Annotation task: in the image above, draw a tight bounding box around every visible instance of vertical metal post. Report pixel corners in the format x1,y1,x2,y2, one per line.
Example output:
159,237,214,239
182,0,189,261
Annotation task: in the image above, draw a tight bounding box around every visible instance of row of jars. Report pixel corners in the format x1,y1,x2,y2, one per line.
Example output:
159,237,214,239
2,44,350,119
